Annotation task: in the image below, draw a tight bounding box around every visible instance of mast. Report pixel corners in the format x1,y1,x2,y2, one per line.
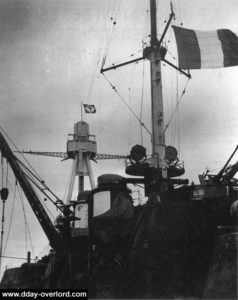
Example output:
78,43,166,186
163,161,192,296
66,121,96,204
101,0,185,183
149,0,166,173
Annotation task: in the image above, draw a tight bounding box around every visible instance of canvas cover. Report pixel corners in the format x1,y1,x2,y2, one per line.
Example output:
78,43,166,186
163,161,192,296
90,192,135,246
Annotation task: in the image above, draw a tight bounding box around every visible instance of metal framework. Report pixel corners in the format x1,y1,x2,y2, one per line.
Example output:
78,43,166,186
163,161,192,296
16,151,127,161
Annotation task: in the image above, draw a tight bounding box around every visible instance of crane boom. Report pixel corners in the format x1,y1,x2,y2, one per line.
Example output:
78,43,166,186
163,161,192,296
16,151,68,159
216,145,238,182
15,151,127,160
0,132,63,253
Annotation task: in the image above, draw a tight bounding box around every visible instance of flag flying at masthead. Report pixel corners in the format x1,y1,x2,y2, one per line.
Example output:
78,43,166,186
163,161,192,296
173,26,238,69
83,104,96,113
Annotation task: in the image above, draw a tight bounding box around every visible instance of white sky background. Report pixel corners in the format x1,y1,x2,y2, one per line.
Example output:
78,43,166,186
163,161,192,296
0,0,238,277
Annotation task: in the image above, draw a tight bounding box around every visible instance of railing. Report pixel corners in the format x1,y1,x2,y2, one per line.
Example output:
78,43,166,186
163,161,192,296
67,134,96,143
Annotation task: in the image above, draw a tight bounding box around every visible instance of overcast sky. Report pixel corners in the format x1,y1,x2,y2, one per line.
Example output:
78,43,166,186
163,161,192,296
0,0,238,276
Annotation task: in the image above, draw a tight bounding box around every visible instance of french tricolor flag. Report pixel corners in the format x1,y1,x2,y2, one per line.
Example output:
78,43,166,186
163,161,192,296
173,26,238,69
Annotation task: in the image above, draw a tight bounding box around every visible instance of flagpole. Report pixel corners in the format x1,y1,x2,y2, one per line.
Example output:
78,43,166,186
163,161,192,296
81,101,83,121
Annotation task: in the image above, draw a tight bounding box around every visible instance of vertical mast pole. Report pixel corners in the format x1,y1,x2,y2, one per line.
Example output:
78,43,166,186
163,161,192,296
149,0,166,173
150,0,158,45
81,102,83,121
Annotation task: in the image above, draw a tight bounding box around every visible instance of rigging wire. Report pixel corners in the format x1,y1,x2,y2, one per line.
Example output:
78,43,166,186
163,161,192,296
5,162,8,188
103,49,143,70
0,174,25,259
15,156,64,209
34,184,55,220
17,185,35,258
100,2,151,143
172,0,183,26
143,6,150,38
0,126,45,183
85,0,123,124
102,73,151,136
1,156,4,189
127,92,132,151
123,63,138,99
0,207,5,272
18,186,28,256
172,72,177,146
98,102,122,133
98,62,139,147
0,128,63,212
127,60,142,128
0,167,54,263
161,14,183,149
25,174,63,214
63,164,73,203
140,60,146,145
176,70,180,156
0,158,8,272
0,255,37,261
102,0,122,69
17,162,63,214
121,64,138,151
85,18,107,106
138,2,151,146
163,77,190,134
0,127,63,234
3,181,17,255
4,141,59,218
1,163,54,264
156,1,172,38
32,156,56,217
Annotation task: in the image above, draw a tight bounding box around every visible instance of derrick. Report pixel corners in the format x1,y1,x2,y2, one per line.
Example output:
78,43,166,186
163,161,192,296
0,131,63,253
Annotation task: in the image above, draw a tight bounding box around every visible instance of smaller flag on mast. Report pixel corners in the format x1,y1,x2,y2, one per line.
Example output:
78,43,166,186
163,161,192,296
173,26,238,69
83,104,96,113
